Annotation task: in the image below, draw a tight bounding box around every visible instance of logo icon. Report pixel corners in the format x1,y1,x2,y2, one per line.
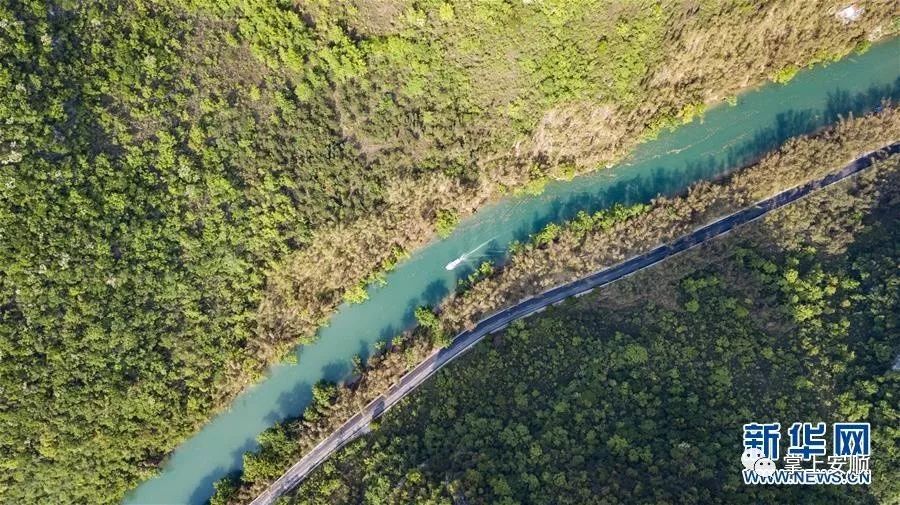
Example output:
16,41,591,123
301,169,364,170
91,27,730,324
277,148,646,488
741,447,764,471
753,457,776,477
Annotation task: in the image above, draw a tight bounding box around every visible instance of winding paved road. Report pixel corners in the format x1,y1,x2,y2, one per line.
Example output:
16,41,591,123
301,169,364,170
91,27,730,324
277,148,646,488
250,143,899,505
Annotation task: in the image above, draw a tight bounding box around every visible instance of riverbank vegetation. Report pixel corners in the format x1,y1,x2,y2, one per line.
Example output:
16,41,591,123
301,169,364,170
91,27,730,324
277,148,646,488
1,0,897,500
283,152,900,504
212,108,900,503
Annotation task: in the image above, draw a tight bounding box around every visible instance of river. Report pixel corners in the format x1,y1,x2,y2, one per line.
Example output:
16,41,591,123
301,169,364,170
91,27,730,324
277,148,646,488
126,38,900,505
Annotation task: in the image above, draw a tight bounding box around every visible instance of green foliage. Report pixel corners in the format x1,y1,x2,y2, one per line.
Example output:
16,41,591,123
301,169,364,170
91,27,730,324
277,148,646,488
853,39,872,54
532,222,562,246
229,379,338,492
311,381,339,409
434,209,460,239
772,64,800,84
243,424,295,482
603,3,666,104
562,202,651,241
514,176,549,196
678,102,707,124
343,283,369,304
457,260,495,292
209,475,239,505
643,102,706,140
415,306,450,348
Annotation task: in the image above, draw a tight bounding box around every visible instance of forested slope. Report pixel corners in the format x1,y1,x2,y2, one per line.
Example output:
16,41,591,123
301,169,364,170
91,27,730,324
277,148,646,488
285,154,900,504
0,1,896,501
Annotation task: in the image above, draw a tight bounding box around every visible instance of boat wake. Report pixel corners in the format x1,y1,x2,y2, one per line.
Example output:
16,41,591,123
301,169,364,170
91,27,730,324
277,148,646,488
445,238,495,270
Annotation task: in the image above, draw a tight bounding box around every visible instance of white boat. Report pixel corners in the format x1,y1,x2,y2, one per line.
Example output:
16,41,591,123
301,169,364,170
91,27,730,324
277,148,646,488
445,238,494,271
445,258,464,270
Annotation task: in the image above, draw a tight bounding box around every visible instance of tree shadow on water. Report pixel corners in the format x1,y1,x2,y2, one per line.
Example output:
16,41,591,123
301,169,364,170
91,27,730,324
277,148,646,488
266,380,314,424
824,77,900,123
321,360,351,383
185,436,258,505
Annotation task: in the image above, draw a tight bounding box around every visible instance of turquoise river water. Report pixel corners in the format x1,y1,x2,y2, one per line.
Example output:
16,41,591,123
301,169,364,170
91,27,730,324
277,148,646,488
127,39,900,504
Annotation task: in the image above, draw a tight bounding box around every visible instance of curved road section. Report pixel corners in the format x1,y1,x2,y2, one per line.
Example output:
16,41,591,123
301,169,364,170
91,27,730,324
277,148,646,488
251,143,899,505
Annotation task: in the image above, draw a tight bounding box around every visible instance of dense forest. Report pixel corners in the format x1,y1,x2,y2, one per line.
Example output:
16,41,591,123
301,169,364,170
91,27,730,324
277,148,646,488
0,0,896,501
278,153,900,504
213,109,900,503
